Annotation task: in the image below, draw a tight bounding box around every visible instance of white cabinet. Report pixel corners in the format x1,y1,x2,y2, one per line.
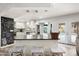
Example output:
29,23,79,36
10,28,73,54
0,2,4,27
15,32,25,39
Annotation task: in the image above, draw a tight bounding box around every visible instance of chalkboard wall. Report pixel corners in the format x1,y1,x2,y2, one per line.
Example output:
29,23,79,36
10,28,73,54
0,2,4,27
1,16,14,46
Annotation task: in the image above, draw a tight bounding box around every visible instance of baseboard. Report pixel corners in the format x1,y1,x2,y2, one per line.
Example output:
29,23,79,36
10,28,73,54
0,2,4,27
0,44,14,49
58,42,76,46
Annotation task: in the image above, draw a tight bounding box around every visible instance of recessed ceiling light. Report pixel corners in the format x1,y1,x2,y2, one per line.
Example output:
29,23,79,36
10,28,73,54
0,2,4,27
45,10,48,12
26,10,30,12
35,10,38,13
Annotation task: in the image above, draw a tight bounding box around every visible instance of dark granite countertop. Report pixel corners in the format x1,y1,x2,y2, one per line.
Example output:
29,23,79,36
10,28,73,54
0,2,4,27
14,39,59,40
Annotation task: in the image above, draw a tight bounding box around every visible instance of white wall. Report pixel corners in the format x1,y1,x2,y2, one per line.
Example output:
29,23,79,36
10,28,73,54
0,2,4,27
50,13,79,33
42,13,79,44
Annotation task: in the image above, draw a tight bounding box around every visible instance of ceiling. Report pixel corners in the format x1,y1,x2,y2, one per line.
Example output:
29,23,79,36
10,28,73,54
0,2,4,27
0,3,79,22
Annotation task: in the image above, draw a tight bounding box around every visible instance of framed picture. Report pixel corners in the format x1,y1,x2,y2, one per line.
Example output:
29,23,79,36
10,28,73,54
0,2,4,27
72,22,79,33
59,23,65,33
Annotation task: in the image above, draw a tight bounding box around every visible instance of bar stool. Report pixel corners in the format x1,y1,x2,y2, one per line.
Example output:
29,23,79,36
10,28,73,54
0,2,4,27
9,46,24,56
